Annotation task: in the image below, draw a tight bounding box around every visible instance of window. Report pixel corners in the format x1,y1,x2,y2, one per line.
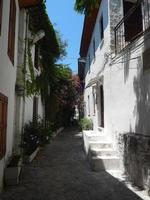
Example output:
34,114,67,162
88,54,91,73
33,97,38,122
8,0,16,64
123,0,143,42
88,95,90,116
0,93,8,160
34,44,39,70
93,38,95,59
0,0,3,34
100,15,104,41
92,87,95,115
100,85,104,127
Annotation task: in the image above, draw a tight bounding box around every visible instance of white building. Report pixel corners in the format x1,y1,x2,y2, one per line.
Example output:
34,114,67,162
79,0,150,192
0,0,43,190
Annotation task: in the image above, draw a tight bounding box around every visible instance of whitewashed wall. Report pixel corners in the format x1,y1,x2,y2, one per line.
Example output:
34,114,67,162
0,0,19,190
84,0,110,132
84,0,150,140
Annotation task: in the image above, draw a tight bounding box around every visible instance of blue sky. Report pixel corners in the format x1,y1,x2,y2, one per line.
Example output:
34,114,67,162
46,0,84,74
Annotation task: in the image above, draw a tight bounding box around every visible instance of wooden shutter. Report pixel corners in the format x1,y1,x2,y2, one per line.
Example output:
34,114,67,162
0,0,3,34
8,0,16,65
0,93,8,160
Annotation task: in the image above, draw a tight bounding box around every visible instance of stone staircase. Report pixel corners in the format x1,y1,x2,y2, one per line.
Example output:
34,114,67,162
83,130,120,172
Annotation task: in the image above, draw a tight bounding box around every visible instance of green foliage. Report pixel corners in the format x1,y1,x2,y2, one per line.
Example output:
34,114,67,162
25,39,41,96
29,2,66,61
47,66,81,128
79,117,93,130
74,0,100,15
26,2,67,99
23,119,52,155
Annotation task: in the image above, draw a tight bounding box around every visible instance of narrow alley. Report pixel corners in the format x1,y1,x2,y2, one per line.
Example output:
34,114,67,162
0,127,144,200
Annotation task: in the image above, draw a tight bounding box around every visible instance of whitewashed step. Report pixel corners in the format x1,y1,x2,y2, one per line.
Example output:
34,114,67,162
89,141,113,149
83,130,109,142
87,135,110,142
106,170,125,180
89,148,117,157
91,156,120,171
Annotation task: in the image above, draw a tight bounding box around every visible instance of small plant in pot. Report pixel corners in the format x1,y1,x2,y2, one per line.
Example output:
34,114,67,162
5,154,22,186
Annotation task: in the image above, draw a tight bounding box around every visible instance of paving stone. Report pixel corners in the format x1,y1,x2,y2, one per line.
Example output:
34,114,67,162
0,127,144,200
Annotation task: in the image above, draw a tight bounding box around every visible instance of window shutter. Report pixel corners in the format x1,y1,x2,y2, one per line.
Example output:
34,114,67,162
8,0,16,64
0,93,8,160
0,0,3,34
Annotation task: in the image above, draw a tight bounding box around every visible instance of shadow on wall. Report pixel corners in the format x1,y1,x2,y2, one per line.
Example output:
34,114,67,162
118,54,150,193
123,48,131,83
133,57,150,134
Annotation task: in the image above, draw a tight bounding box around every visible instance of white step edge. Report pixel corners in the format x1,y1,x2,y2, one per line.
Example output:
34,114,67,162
93,155,119,159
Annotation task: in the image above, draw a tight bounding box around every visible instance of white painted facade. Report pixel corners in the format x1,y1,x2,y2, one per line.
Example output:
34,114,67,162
0,0,19,190
82,0,150,143
0,0,44,190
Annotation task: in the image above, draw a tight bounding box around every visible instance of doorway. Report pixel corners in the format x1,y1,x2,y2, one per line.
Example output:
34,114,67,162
98,85,104,128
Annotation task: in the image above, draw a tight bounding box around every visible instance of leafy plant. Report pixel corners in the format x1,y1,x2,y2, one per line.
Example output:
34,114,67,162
79,117,93,130
23,119,52,155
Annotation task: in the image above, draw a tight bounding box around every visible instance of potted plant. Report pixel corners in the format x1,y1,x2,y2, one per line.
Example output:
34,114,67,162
5,155,22,186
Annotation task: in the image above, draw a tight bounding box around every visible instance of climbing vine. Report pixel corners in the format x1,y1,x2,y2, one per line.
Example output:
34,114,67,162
25,39,40,96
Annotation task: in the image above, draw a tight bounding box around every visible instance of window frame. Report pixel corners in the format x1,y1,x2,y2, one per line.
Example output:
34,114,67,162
88,53,91,73
93,38,95,60
88,95,90,116
0,0,3,35
99,14,104,41
8,0,16,65
34,44,39,70
0,93,8,160
92,88,96,115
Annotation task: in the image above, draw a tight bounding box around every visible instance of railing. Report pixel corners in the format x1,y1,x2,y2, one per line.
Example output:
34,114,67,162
114,0,150,54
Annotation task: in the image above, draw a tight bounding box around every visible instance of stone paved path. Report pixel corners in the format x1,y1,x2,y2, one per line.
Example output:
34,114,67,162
0,127,144,200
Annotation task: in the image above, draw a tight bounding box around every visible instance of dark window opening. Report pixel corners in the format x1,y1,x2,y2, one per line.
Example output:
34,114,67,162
88,54,90,72
100,85,104,127
0,0,3,34
100,15,104,40
123,0,143,42
0,93,8,160
88,95,90,116
93,38,95,59
34,44,39,70
33,96,38,123
8,0,16,65
92,88,95,115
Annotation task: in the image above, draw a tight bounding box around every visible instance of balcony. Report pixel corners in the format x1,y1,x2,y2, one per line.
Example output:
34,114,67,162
18,0,42,9
114,0,150,54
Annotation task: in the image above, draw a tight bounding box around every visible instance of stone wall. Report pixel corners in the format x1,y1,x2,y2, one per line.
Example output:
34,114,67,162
109,0,123,54
118,133,150,195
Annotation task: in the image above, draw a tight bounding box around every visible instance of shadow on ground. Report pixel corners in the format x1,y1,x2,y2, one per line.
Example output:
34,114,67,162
0,127,144,200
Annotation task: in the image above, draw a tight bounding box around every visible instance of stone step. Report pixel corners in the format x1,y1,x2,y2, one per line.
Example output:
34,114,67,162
87,135,110,142
83,131,109,141
90,156,120,171
89,141,113,149
89,148,117,157
106,170,125,180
